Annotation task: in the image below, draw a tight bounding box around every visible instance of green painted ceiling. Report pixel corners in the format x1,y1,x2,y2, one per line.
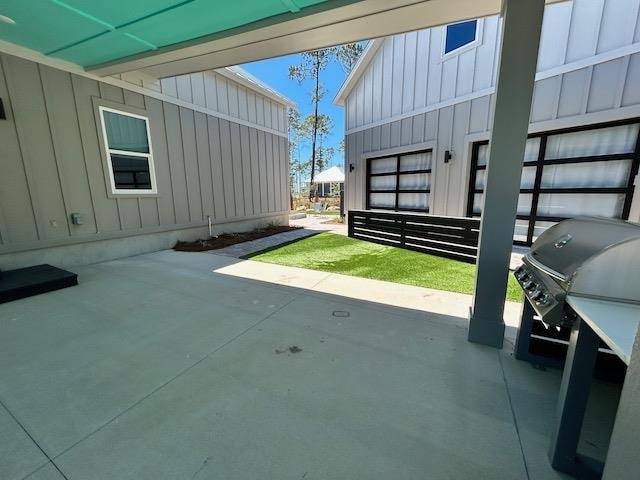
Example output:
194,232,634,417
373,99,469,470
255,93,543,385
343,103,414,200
0,0,334,67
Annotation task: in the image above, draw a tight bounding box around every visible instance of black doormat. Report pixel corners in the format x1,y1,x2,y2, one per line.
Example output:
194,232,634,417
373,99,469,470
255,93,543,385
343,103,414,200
0,265,78,304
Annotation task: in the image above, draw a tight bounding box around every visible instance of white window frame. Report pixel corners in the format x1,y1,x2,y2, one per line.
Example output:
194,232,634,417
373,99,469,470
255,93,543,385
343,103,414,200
98,105,158,195
441,18,483,60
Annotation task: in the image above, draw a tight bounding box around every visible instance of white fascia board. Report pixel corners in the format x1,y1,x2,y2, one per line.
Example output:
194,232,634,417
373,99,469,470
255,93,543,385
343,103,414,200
333,38,384,106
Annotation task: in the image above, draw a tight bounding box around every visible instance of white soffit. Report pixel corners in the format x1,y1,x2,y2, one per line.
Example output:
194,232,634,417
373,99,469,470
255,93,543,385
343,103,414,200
89,0,505,78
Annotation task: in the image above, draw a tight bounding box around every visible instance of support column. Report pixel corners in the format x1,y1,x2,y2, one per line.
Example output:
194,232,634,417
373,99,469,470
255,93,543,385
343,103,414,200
468,0,546,348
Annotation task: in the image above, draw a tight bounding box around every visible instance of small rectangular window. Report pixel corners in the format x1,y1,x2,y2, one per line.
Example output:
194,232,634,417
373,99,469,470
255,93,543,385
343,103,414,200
444,20,478,55
99,106,157,194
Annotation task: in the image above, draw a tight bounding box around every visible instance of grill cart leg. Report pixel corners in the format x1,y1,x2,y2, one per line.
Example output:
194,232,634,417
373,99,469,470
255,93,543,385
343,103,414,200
514,299,535,361
548,317,603,479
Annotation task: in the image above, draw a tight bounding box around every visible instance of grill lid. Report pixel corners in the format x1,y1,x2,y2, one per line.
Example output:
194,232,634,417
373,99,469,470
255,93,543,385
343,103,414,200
528,217,640,281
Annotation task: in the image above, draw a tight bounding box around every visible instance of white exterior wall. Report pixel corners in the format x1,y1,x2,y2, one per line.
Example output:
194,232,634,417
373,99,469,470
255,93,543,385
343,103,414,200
343,0,640,222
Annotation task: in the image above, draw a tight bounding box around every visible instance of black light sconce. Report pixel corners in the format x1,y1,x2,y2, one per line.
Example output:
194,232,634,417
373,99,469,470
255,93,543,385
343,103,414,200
0,98,5,120
444,150,452,163
349,163,355,172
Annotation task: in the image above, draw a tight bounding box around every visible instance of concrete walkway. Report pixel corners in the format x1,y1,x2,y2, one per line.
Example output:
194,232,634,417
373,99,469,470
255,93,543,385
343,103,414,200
210,214,346,258
0,250,618,480
216,257,525,337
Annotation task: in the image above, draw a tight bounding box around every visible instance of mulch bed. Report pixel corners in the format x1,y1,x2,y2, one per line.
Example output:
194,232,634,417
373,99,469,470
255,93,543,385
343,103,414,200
173,225,301,252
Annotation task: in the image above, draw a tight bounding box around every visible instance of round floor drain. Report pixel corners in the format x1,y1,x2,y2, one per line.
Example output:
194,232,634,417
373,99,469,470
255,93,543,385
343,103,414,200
332,310,350,318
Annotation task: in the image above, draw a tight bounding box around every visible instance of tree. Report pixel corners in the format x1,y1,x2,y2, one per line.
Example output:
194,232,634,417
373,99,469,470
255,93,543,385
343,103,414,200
288,43,365,199
289,48,335,198
335,42,366,74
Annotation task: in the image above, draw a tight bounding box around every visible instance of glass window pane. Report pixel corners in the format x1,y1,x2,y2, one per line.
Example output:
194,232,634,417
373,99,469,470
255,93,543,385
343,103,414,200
545,124,639,160
517,194,533,215
536,193,625,217
476,138,540,166
398,193,428,210
472,193,484,214
444,20,477,53
399,151,432,171
111,154,151,190
540,160,632,188
475,166,536,190
514,220,529,243
520,166,537,189
370,175,396,191
370,157,396,174
477,144,489,166
103,110,150,153
399,173,429,190
369,192,395,208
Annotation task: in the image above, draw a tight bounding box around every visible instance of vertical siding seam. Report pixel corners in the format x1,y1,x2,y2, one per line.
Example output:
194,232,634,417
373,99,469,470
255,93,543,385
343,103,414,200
193,114,205,221
379,40,385,122
615,56,632,108
412,32,420,113
453,56,460,99
258,131,265,214
593,0,606,55
216,118,228,218
226,121,237,216
114,198,123,230
581,66,594,114
39,64,71,236
561,0,575,65
177,108,193,222
552,75,564,120
137,198,143,227
204,116,216,220
241,127,252,216
627,0,640,45
161,102,178,224
471,38,480,94
491,18,502,88
1,55,41,240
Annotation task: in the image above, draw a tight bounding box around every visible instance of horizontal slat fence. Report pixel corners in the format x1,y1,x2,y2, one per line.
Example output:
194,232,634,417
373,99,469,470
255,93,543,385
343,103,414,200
348,210,481,263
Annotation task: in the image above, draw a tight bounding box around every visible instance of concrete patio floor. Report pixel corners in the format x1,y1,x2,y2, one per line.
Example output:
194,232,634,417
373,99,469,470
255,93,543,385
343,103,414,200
0,250,619,480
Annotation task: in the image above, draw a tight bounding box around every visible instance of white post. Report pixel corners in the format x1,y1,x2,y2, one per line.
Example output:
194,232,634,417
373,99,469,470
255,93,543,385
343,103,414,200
468,0,546,347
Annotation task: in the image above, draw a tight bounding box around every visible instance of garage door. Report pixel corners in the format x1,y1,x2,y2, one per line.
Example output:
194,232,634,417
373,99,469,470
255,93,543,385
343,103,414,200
467,120,640,245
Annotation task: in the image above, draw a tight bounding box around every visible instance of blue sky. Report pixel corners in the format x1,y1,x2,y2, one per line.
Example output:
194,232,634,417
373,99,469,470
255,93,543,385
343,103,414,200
241,53,348,170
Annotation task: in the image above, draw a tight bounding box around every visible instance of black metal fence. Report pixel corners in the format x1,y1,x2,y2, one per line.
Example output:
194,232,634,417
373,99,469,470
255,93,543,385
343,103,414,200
348,210,480,263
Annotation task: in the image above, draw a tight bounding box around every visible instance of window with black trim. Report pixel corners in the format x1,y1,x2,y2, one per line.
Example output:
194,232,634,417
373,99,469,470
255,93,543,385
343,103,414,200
467,120,640,245
367,150,432,212
99,106,157,194
443,20,478,55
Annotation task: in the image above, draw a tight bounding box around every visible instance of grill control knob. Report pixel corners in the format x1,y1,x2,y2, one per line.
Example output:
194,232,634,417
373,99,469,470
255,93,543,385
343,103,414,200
523,280,536,291
538,294,552,306
532,290,544,301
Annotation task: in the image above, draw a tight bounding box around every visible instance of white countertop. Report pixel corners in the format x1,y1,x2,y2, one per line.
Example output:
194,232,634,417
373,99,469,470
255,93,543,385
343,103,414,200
567,296,640,365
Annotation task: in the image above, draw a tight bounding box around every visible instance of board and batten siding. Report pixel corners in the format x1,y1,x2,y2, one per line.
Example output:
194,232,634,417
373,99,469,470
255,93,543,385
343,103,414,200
159,70,288,135
344,0,640,221
345,54,640,219
344,0,640,132
0,53,289,257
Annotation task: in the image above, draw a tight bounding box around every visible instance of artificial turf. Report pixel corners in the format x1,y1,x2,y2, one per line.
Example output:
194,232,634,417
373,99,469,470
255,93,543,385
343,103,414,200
246,232,523,302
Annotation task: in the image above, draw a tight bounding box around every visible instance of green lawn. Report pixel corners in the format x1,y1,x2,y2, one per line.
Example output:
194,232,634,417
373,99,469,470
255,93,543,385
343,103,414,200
246,232,523,302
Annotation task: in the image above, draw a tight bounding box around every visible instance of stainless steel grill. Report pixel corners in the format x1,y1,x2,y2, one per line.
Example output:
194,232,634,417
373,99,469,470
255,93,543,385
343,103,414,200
514,217,640,326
